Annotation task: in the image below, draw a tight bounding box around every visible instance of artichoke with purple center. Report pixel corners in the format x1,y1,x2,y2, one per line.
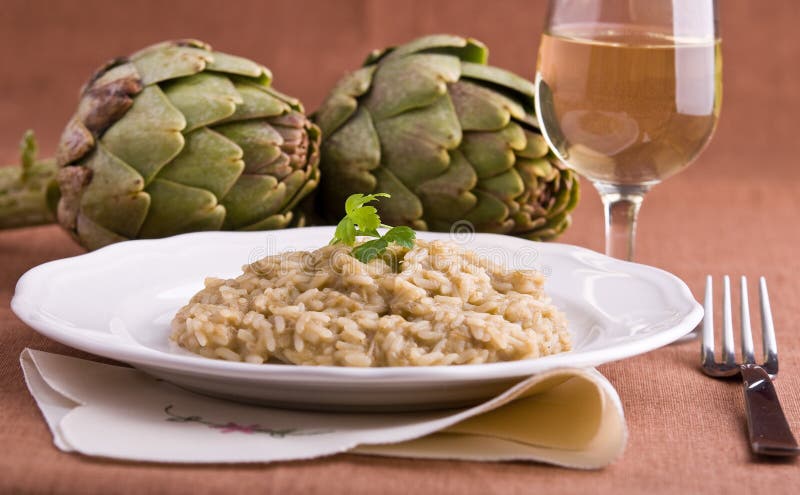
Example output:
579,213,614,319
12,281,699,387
0,40,320,250
313,34,579,240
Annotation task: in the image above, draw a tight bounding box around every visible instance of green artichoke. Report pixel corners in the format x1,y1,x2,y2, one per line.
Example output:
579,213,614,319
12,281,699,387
1,39,320,250
313,35,579,240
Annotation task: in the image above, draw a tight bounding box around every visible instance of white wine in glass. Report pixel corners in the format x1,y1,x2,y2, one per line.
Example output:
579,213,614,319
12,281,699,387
535,0,721,260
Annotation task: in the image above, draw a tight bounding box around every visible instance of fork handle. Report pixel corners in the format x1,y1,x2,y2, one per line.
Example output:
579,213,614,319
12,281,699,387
740,364,800,456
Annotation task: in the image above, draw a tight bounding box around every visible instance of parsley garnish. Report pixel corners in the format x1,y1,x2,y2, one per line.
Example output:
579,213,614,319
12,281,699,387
330,193,416,263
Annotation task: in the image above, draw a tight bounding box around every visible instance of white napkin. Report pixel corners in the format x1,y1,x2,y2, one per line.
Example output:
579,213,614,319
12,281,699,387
20,348,627,469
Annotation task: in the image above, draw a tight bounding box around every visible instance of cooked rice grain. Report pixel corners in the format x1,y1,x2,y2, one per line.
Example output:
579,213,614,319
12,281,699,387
171,240,570,366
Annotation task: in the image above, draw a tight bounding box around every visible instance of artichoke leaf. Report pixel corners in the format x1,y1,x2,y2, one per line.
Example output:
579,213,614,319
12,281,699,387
372,168,425,229
279,166,320,214
461,122,526,179
76,213,130,251
78,144,150,239
263,86,304,113
313,67,375,135
372,34,488,64
318,107,380,216
131,43,212,86
56,117,95,167
364,54,460,120
548,175,576,215
221,174,285,229
214,121,283,174
564,175,580,211
101,85,186,184
461,62,538,122
516,157,555,180
460,62,536,99
512,210,548,232
450,80,526,131
419,45,489,65
76,63,142,137
163,73,242,133
273,125,305,155
375,93,461,185
240,213,293,231
517,130,550,159
271,115,310,169
477,168,526,201
207,51,271,84
221,83,289,122
463,190,514,233
319,107,380,172
269,168,312,211
425,218,458,232
416,149,477,219
139,178,225,238
542,210,571,235
157,128,244,200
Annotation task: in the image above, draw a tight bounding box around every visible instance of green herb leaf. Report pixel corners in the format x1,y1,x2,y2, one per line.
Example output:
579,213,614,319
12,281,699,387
355,227,381,238
352,238,389,263
330,193,416,263
350,205,381,233
344,193,390,216
382,226,415,248
332,193,389,246
331,216,356,245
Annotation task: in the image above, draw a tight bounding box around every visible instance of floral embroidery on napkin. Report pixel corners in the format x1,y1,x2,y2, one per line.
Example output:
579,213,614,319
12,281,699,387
164,405,331,437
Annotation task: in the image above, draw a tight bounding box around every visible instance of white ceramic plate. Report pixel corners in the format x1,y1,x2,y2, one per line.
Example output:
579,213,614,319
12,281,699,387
12,227,701,411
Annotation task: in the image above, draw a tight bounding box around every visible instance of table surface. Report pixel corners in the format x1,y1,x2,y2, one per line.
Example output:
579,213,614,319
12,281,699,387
2,0,800,493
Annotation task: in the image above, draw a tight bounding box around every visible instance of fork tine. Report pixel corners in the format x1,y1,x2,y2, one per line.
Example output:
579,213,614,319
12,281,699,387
702,275,715,366
740,276,755,364
759,277,779,374
722,276,736,365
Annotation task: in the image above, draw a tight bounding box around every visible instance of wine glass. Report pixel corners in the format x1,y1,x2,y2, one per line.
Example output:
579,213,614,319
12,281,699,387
534,0,721,260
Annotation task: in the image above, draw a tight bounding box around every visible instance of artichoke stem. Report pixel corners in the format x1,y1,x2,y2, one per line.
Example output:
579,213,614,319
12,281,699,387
0,131,60,230
0,159,59,230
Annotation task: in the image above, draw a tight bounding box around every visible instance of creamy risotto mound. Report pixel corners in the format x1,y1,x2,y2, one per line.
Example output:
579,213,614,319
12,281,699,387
171,240,570,367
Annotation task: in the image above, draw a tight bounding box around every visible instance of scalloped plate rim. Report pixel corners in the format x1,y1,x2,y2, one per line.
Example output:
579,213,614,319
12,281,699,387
12,228,702,386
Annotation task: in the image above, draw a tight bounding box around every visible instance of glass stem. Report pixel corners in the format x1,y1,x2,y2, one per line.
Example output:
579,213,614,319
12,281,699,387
594,183,650,261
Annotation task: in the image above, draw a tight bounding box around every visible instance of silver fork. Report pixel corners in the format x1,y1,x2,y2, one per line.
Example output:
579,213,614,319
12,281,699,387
701,275,800,456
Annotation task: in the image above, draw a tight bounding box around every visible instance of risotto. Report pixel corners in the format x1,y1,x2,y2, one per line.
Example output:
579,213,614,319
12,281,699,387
171,240,570,366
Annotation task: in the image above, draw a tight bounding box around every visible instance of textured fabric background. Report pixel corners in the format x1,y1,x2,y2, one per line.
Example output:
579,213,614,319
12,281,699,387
1,0,799,493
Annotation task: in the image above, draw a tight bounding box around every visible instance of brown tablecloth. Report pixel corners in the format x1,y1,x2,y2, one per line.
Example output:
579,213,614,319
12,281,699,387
2,0,800,493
